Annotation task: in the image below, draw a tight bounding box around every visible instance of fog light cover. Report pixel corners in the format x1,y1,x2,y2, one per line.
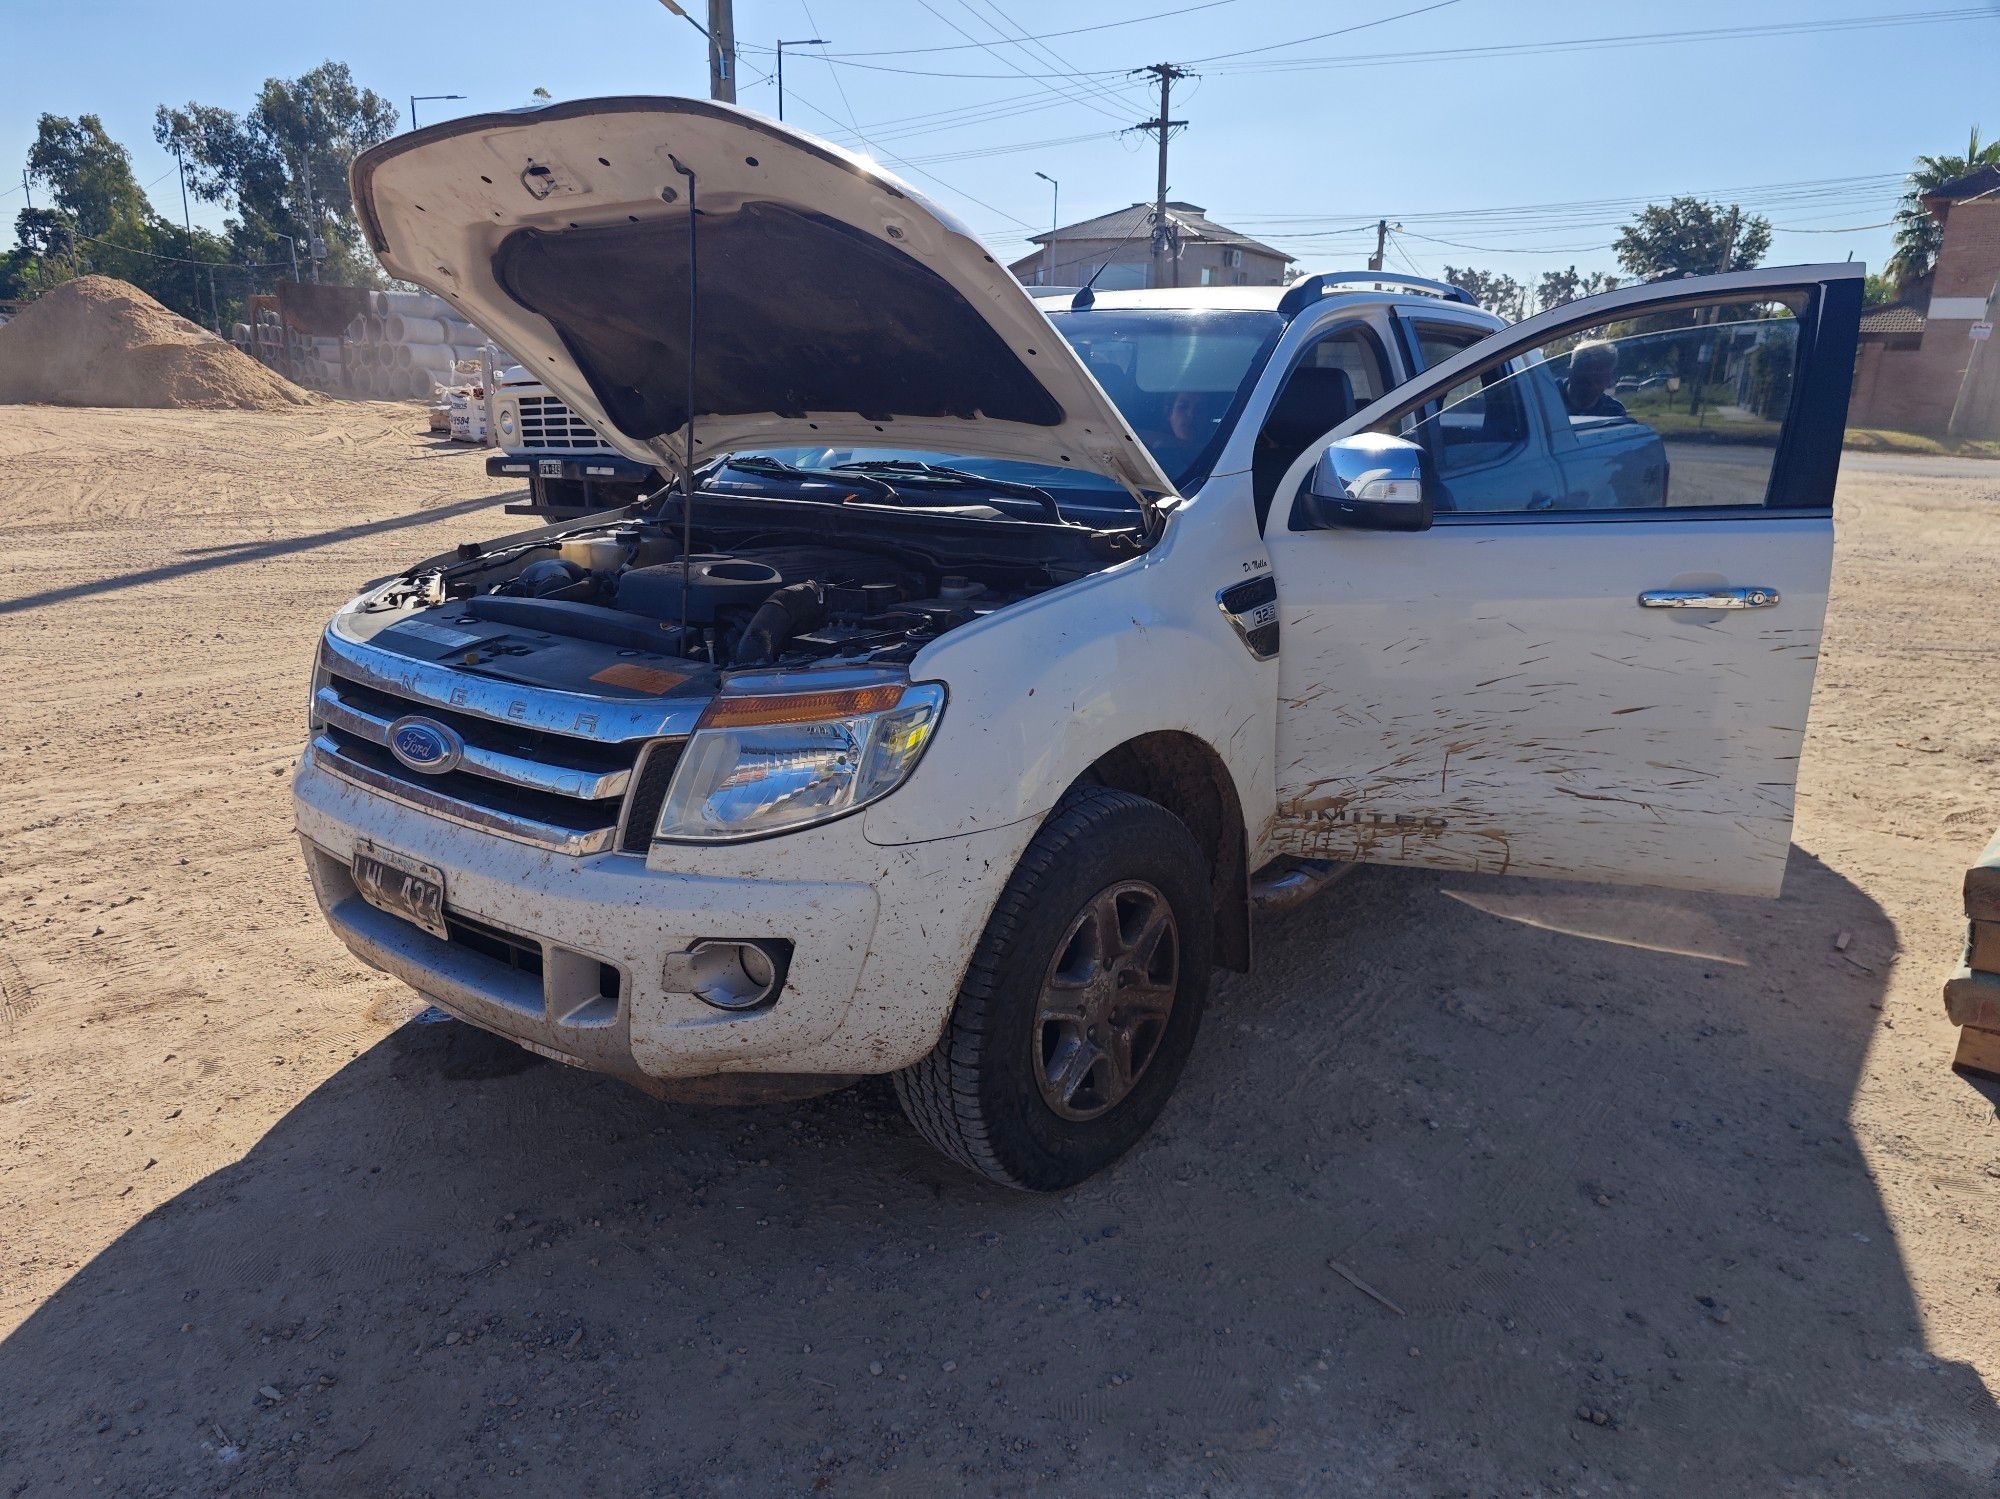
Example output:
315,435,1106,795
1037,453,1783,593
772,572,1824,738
664,938,793,1012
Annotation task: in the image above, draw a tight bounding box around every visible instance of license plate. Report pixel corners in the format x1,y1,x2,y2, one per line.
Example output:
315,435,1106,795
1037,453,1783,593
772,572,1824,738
353,842,449,940
538,459,563,479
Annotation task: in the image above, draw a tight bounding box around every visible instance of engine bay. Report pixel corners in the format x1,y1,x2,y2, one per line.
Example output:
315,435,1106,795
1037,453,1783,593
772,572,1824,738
472,527,1004,668
339,485,1145,698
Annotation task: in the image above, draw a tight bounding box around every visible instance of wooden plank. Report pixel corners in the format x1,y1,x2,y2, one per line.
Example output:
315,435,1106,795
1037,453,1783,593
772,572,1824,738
1943,967,2000,1031
1970,919,2000,977
1967,827,2000,923
1952,1024,2000,1082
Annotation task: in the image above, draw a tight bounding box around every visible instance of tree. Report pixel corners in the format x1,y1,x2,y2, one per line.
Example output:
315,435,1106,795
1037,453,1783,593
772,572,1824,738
1534,265,1619,313
1441,265,1526,320
1887,126,2000,291
156,61,400,285
7,113,231,324
23,113,151,244
1612,197,1771,281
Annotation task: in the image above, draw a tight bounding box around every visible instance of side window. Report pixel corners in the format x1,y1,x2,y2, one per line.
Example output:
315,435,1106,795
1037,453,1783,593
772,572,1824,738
1408,321,1529,477
1393,294,1808,513
1253,323,1390,524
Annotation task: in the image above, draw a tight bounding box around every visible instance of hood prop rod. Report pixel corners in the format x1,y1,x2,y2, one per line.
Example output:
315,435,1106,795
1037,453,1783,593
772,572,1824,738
669,153,700,651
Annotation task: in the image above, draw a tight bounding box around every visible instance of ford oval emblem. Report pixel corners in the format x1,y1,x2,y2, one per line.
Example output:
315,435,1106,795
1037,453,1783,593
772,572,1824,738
387,716,464,776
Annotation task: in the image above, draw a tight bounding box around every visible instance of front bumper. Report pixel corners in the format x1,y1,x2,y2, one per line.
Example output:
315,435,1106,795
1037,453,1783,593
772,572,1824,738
485,453,655,485
295,749,1032,1082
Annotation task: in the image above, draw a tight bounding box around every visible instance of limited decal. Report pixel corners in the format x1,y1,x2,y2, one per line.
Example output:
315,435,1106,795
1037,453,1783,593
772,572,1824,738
1295,807,1449,833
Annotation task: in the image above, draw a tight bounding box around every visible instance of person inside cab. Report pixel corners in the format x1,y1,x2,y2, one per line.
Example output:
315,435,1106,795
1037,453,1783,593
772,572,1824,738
1557,339,1627,419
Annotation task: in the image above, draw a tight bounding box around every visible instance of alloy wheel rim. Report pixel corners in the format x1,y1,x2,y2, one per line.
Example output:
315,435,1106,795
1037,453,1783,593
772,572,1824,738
1032,880,1179,1122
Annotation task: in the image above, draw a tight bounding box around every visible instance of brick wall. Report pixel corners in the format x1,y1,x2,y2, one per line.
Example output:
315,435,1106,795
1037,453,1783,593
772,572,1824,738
1851,198,2000,433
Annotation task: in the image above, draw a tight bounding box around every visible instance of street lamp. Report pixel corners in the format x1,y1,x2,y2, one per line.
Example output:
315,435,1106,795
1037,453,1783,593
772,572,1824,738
409,93,467,129
1034,171,1059,287
776,38,828,122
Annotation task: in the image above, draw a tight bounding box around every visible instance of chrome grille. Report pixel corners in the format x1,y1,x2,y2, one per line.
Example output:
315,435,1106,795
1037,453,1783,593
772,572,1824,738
516,395,612,452
309,641,690,856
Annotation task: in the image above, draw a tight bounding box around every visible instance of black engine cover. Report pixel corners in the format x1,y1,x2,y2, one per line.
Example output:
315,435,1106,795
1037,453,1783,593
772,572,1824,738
613,547,918,624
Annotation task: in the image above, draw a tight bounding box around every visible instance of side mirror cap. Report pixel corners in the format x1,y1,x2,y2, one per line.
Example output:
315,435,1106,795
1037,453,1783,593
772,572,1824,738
1301,432,1433,531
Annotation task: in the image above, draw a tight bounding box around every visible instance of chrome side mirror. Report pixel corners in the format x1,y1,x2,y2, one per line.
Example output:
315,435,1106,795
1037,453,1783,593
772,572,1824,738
1301,432,1433,531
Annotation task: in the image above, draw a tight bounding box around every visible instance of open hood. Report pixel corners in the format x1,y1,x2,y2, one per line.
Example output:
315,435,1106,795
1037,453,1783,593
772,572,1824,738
353,97,1174,502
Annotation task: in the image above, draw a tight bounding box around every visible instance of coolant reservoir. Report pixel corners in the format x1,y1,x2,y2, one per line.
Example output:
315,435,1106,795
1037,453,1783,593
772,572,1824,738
558,536,625,573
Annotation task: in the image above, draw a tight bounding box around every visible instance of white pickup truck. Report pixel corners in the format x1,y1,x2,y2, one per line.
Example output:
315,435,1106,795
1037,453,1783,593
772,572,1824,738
298,98,1862,1189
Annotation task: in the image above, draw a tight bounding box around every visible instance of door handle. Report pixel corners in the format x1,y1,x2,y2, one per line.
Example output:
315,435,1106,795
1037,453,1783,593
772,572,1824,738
1637,587,1779,610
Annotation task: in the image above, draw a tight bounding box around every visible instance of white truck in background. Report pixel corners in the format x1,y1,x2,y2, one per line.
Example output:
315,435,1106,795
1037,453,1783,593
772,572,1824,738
297,98,1864,1190
485,365,660,517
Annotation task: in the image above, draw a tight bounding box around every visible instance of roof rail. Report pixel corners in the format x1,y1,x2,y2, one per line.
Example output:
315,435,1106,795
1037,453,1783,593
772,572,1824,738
1277,270,1475,316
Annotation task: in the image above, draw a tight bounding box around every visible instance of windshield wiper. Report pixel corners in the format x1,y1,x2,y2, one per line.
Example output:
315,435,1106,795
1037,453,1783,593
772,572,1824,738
831,460,1066,524
721,454,898,502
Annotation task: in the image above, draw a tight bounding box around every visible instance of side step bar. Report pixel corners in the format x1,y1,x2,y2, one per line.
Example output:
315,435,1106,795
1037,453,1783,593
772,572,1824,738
1249,856,1353,917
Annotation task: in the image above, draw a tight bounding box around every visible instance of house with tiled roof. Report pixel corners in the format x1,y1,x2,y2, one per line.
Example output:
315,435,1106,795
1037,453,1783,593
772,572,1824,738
1007,202,1292,290
1851,167,2000,434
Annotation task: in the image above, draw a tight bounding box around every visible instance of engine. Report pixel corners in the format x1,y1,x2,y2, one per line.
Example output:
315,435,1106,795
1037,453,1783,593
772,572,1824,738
462,523,995,669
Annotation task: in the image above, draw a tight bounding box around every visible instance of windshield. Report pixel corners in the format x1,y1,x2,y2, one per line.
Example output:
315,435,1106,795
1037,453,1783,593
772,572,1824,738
721,308,1285,508
1044,308,1285,490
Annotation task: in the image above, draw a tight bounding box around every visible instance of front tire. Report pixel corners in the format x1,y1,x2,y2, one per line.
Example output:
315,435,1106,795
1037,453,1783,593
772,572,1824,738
893,786,1213,1190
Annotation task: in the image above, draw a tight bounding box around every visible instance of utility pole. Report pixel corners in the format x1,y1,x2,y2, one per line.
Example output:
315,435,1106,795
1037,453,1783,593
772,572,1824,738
708,0,737,103
19,169,30,210
1034,171,1059,286
775,37,827,122
174,144,193,236
1132,63,1188,289
410,94,467,130
1368,218,1388,273
1717,203,1741,273
172,144,220,334
1689,204,1742,419
302,151,321,284
297,93,323,285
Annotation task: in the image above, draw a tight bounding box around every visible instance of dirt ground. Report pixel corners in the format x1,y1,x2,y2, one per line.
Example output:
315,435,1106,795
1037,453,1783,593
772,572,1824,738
1,404,1997,1497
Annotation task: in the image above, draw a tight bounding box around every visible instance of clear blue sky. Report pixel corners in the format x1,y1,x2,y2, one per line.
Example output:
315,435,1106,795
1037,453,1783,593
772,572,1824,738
8,1,1997,286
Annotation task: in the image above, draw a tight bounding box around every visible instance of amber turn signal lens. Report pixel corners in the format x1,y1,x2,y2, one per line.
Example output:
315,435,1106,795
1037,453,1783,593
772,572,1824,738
697,683,906,729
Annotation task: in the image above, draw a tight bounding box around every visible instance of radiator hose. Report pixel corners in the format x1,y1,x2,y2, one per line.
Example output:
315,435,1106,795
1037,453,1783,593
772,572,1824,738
732,581,827,665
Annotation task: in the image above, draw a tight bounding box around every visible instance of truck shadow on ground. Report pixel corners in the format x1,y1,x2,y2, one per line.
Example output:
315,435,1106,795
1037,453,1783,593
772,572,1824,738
4,849,1997,1496
0,489,517,620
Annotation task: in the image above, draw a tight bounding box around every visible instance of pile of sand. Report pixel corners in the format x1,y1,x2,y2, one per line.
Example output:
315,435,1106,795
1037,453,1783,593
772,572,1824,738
0,275,317,411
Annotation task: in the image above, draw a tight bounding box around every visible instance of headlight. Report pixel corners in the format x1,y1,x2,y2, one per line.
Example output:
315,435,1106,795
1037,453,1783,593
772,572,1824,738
654,679,945,842
496,403,516,438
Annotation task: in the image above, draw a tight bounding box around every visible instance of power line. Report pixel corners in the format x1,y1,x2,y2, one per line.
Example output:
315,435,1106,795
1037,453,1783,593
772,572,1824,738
1195,6,1996,75
1770,219,1898,233
58,226,292,270
798,0,873,152
1185,0,1467,65
911,0,1138,126
962,0,1139,118
719,29,1043,229
805,6,1991,81
816,0,1243,58
773,77,1042,229
903,128,1127,166
1215,172,1910,231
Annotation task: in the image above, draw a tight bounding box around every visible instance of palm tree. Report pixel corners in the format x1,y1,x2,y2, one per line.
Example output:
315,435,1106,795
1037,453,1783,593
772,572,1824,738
1888,126,2000,290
